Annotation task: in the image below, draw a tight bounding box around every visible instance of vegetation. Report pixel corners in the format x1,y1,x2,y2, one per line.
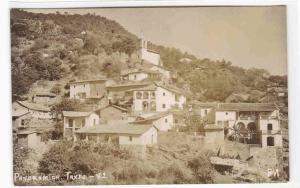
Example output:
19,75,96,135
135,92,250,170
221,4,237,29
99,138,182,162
11,9,287,102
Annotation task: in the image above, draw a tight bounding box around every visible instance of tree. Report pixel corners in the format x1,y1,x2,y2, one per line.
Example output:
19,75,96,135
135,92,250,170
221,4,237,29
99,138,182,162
50,98,81,120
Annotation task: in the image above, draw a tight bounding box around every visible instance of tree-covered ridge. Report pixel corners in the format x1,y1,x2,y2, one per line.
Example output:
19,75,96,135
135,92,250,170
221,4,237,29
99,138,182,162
11,9,287,102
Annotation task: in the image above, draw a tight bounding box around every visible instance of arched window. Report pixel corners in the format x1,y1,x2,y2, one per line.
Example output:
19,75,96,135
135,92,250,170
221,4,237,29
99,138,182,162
143,101,149,111
143,92,149,99
150,101,156,111
151,92,155,99
136,92,142,99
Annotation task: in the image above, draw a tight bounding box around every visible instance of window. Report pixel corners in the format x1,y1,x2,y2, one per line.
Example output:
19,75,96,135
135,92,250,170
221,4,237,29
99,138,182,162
151,92,155,99
165,118,168,123
163,92,166,96
225,112,228,115
82,119,86,127
175,119,178,123
143,92,149,99
217,121,222,126
68,119,73,128
134,75,137,80
93,119,96,125
129,136,133,141
162,104,166,109
204,109,208,115
267,137,275,146
267,123,273,130
136,92,142,99
83,84,85,88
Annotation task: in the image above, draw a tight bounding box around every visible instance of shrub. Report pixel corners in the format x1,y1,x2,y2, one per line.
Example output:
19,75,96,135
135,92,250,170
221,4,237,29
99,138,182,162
187,155,214,183
112,161,146,184
157,162,193,184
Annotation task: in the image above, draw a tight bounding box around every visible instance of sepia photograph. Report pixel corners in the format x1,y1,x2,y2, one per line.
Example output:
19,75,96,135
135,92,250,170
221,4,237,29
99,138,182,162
10,6,289,185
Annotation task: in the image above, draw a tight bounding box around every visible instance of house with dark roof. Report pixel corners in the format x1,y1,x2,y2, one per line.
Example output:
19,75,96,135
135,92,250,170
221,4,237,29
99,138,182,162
12,101,52,119
69,78,109,100
133,111,174,131
215,103,282,148
74,122,158,146
63,111,100,138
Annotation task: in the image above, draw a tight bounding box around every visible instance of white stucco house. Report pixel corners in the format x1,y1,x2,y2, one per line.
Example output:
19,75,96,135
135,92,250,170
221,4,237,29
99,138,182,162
215,103,282,148
63,111,100,138
69,78,108,99
130,82,186,113
133,111,174,131
74,122,158,146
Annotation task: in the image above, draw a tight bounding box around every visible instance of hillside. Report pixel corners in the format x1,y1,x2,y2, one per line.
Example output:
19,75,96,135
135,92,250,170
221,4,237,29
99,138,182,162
10,9,287,103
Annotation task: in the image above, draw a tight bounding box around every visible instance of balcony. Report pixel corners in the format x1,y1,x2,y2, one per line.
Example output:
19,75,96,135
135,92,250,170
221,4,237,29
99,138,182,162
238,116,257,121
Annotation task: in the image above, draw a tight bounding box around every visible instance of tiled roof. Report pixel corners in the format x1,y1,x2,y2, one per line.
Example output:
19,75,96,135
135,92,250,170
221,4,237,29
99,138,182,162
191,101,218,108
216,103,277,112
126,85,157,92
17,101,50,112
70,78,107,84
95,104,128,112
106,81,153,88
12,109,29,117
134,111,171,123
75,123,154,135
62,111,92,117
154,82,185,95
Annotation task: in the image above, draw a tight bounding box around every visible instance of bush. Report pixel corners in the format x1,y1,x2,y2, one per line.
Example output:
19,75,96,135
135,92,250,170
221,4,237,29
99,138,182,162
157,162,193,184
187,155,214,183
112,161,148,184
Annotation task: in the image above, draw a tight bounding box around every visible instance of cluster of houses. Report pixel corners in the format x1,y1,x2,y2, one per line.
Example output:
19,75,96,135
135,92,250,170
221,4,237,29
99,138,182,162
12,38,284,151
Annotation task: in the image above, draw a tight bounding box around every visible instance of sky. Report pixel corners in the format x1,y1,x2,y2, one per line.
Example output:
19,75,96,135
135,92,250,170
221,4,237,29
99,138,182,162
27,6,287,75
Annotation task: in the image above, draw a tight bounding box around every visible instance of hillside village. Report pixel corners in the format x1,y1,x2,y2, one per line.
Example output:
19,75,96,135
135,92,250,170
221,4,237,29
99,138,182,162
11,9,288,185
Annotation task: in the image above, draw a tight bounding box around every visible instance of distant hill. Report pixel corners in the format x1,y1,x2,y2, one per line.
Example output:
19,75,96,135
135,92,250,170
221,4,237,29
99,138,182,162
10,9,287,103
